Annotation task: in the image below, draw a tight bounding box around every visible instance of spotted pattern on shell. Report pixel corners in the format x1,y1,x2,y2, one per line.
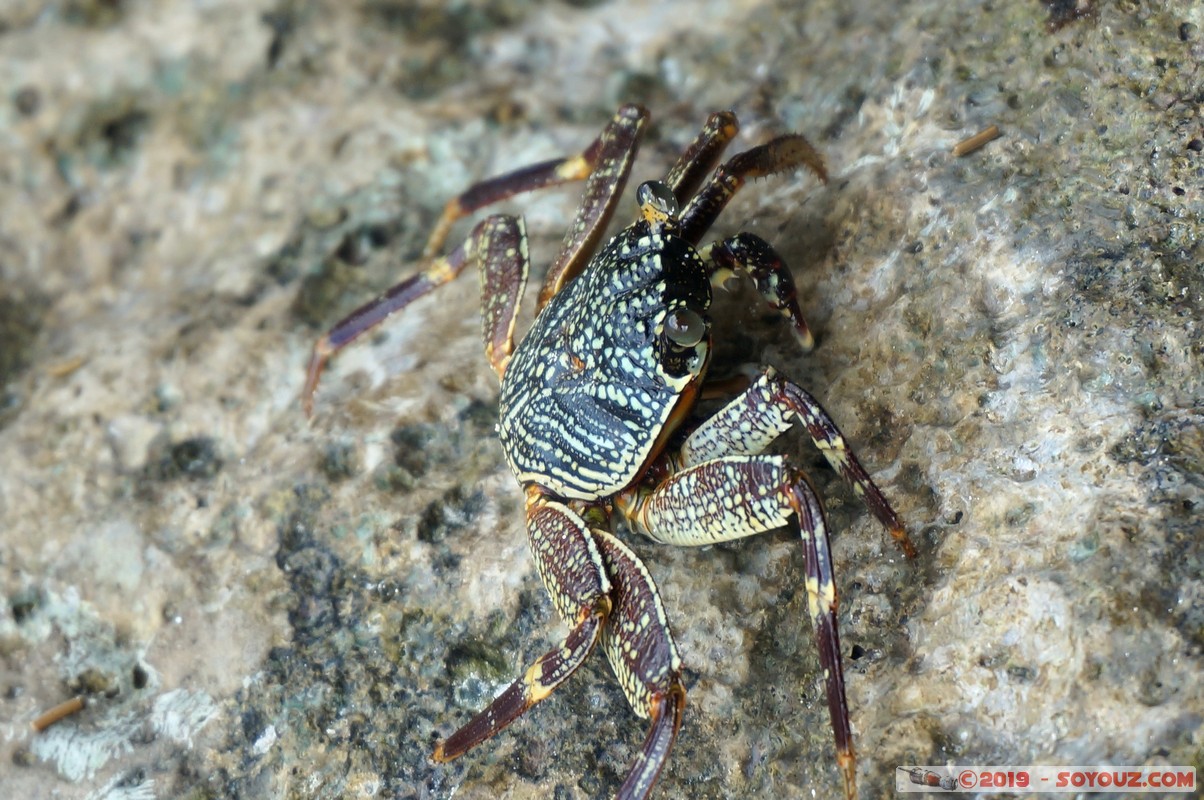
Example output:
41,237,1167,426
498,222,711,499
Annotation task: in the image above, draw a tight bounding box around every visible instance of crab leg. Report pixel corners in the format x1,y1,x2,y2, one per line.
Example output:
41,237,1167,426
660,110,740,207
302,214,531,411
679,368,914,558
700,232,816,351
434,496,611,761
615,456,856,800
434,496,686,800
302,105,650,412
474,216,529,378
678,133,827,247
593,530,687,800
424,105,645,260
536,105,648,308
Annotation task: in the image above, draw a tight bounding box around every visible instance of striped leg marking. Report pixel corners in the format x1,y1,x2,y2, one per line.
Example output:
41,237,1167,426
434,496,611,762
680,368,915,558
616,456,857,800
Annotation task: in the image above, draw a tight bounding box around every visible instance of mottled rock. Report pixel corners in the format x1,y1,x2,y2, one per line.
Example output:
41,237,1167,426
0,1,1200,799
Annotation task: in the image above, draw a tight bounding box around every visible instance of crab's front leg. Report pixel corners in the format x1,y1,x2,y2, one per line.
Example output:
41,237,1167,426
434,491,686,800
681,369,915,557
701,233,817,352
675,133,828,352
677,131,827,247
616,455,858,800
616,371,913,800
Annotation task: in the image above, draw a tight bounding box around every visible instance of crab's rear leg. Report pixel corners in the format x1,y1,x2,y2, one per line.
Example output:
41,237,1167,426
617,368,913,799
434,495,612,761
302,215,529,412
615,456,858,800
301,104,649,412
593,530,687,800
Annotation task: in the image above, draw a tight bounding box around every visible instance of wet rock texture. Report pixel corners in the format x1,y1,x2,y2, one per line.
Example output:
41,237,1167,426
1,1,1200,798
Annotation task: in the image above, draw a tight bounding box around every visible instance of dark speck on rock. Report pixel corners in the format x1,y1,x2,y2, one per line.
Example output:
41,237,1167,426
1043,0,1095,32
458,396,500,434
0,291,48,389
13,86,39,116
70,666,118,697
165,436,223,480
9,588,42,624
512,731,551,780
240,707,266,742
392,421,459,479
445,637,510,685
11,747,35,768
318,438,360,481
416,486,485,544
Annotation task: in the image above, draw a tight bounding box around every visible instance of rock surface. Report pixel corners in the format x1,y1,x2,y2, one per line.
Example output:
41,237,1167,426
0,1,1200,798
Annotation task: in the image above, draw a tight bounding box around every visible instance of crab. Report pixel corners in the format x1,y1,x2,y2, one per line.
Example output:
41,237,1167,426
301,105,915,799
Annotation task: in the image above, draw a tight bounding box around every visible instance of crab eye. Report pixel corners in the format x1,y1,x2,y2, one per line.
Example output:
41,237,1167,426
636,181,679,224
665,307,706,348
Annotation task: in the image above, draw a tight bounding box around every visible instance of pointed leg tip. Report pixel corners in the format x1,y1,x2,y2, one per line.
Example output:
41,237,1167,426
891,526,918,559
301,337,334,418
432,738,465,764
794,325,816,353
837,748,857,800
300,384,319,419
614,683,686,800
